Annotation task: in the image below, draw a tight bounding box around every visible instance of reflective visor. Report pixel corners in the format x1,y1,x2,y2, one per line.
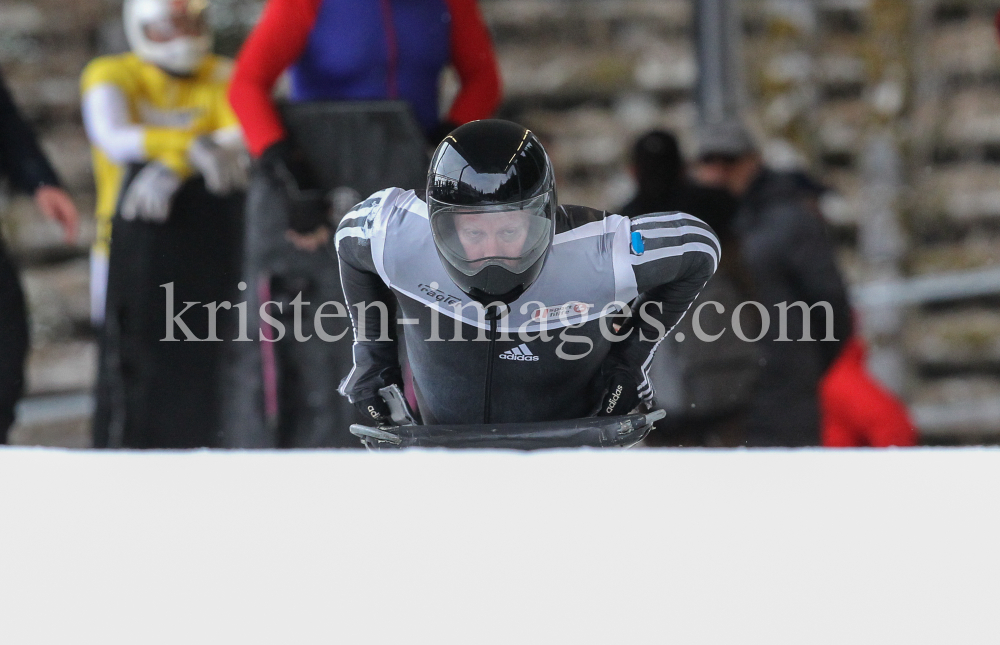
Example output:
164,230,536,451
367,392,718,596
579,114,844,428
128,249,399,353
142,7,207,42
430,193,553,277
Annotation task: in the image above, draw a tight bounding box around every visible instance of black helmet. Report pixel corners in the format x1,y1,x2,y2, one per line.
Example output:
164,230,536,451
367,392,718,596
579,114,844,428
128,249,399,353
427,120,557,305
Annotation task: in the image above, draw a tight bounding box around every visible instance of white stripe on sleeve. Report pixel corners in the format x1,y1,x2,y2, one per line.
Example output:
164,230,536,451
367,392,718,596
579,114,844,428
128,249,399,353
631,212,701,226
638,225,721,253
334,226,369,250
630,241,719,272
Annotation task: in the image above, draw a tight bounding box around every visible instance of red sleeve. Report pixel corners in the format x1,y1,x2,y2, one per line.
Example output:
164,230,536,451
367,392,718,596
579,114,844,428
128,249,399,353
443,0,502,125
228,0,321,157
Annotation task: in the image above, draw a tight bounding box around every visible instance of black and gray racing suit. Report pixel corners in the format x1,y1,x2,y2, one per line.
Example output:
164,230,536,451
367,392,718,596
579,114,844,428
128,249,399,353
335,188,719,425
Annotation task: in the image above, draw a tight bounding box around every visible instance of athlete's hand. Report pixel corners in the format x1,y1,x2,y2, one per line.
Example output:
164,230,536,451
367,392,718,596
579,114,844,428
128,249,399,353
188,135,249,195
354,393,395,427
596,370,640,417
121,162,181,224
33,185,79,244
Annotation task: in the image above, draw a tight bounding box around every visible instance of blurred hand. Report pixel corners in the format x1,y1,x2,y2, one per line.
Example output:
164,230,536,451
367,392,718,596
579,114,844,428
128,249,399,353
121,162,181,224
188,135,249,195
33,185,79,244
260,140,331,235
285,226,329,253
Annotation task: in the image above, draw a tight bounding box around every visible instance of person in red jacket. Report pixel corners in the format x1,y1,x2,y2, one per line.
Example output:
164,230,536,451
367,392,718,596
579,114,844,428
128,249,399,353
223,0,501,447
820,335,918,447
229,0,501,155
772,170,916,448
229,0,501,244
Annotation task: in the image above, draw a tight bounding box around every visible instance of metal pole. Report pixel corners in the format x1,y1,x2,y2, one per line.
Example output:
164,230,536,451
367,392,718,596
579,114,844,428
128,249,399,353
694,0,744,127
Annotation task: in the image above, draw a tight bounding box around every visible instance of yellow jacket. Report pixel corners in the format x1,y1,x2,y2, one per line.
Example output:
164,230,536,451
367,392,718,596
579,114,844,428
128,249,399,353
81,52,239,255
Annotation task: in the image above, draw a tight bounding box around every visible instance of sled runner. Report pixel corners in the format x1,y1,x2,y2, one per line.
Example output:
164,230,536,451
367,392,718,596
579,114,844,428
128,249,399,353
350,409,665,451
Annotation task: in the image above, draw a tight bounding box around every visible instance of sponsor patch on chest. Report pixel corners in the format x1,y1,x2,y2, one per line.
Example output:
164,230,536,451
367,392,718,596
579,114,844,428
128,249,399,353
529,301,591,322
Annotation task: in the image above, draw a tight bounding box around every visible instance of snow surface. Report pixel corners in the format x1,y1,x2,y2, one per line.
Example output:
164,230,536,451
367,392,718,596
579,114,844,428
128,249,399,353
1,447,998,644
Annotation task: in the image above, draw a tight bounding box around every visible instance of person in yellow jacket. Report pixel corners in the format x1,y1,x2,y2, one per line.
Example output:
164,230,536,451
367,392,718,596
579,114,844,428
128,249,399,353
81,0,246,325
82,0,246,448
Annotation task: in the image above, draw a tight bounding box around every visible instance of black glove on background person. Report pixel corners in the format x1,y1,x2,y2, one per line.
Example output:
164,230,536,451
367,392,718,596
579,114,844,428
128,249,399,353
259,140,330,234
596,369,641,417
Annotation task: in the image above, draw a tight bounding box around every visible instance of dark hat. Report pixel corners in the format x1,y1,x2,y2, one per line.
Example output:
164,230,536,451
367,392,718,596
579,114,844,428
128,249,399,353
634,130,681,164
632,130,683,182
697,121,757,159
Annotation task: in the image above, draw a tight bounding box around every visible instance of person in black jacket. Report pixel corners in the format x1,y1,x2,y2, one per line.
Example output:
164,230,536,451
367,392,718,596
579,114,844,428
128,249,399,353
620,130,757,447
0,68,80,443
620,130,738,228
694,121,852,447
336,120,719,427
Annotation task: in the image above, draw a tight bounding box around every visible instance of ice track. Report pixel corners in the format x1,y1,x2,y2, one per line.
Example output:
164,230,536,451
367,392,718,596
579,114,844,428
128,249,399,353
1,447,997,644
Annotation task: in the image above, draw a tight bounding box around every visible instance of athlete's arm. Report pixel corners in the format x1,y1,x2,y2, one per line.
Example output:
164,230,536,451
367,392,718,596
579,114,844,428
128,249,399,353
228,0,321,157
612,212,720,404
443,0,502,125
334,192,404,403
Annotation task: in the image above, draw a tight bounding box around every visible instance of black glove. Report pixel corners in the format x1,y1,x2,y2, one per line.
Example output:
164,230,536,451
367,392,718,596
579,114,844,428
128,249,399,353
355,393,395,427
259,140,330,234
596,370,641,417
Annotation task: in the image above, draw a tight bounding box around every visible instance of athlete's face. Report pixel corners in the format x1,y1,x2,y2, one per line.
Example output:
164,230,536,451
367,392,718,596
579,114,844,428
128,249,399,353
454,211,531,268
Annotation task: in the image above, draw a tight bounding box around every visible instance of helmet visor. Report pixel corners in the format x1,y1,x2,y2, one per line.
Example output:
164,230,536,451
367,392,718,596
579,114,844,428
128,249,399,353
142,5,208,42
430,193,553,277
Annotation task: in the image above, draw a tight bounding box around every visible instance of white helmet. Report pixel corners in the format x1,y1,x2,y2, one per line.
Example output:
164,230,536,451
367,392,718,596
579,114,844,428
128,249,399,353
124,0,212,76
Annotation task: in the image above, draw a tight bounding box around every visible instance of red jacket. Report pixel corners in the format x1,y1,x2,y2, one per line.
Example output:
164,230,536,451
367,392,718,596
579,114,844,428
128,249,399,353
229,0,502,157
820,335,918,447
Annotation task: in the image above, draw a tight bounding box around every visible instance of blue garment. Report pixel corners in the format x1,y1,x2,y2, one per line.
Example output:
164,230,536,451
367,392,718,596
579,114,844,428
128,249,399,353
290,0,452,133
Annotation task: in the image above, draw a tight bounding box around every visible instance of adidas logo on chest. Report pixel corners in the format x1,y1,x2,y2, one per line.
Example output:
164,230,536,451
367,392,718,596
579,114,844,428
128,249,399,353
499,344,539,362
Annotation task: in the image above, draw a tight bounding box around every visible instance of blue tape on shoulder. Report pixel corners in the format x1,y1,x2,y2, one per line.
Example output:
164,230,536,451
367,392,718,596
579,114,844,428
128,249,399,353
630,230,645,255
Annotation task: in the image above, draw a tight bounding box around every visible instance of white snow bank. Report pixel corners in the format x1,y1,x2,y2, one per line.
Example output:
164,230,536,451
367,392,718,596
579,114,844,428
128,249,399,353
1,447,998,644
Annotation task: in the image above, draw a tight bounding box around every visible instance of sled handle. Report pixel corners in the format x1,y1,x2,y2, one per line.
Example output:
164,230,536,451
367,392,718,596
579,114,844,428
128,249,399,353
643,409,666,426
350,424,403,445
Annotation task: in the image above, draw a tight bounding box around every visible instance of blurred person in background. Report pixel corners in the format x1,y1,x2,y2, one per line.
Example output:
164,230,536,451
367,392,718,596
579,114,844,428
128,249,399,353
694,121,852,447
619,130,758,447
620,129,737,226
821,334,917,447
228,0,501,255
785,173,918,448
81,0,247,448
228,0,502,163
83,0,246,328
224,0,501,447
0,68,80,444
